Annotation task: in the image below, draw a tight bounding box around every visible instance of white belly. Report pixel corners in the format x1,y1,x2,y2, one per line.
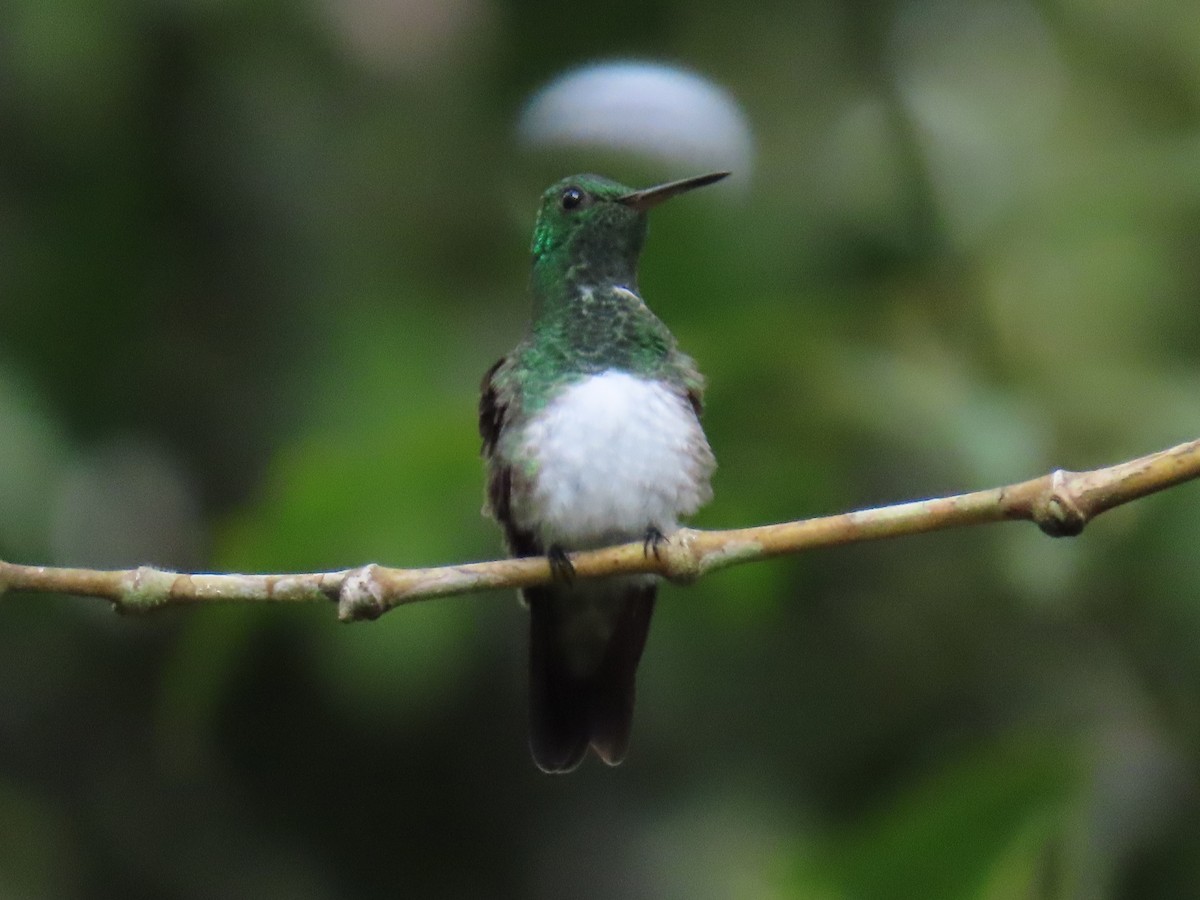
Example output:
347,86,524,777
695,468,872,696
515,370,714,548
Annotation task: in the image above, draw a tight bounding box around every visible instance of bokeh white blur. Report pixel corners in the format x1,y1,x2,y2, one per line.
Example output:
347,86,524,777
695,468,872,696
518,61,755,186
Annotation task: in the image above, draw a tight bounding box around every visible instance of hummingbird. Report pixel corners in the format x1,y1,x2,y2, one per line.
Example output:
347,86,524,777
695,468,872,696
479,171,725,772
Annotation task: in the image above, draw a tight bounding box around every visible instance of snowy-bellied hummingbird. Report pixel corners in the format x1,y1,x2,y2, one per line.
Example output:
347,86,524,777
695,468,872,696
479,172,726,772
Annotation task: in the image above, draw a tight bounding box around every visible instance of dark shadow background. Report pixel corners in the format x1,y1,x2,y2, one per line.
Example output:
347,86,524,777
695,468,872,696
2,0,1200,896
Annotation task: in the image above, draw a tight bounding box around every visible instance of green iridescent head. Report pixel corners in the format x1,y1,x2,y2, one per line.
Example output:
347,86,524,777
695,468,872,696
530,172,728,287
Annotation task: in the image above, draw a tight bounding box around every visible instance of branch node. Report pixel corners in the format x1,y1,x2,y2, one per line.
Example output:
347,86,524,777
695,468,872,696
658,529,703,584
339,565,386,622
118,566,178,614
1033,469,1087,538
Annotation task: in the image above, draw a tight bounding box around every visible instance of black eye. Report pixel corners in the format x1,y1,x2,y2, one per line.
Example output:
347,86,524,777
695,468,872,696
560,187,585,210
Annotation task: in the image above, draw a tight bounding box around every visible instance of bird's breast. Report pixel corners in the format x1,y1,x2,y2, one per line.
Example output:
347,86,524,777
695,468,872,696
513,370,714,548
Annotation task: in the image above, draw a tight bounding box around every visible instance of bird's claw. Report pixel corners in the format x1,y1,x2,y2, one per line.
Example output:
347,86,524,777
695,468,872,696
547,545,576,584
643,526,668,561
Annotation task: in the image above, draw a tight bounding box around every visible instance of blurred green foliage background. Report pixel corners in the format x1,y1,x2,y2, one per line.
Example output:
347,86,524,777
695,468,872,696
2,0,1200,897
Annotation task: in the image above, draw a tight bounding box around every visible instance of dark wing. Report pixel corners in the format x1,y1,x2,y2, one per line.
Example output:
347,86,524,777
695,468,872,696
479,357,539,556
664,346,705,420
479,356,515,528
479,357,506,457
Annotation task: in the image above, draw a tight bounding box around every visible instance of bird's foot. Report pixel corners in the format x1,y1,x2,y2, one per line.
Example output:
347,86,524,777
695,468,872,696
643,526,668,561
547,544,576,584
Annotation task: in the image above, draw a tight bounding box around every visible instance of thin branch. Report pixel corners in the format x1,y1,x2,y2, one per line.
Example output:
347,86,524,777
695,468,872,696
1,438,1197,622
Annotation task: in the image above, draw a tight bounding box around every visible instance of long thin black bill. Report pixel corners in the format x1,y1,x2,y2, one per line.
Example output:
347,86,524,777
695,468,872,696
616,171,730,211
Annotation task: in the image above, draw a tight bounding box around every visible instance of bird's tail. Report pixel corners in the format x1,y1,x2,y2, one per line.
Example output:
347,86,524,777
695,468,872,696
526,582,657,773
